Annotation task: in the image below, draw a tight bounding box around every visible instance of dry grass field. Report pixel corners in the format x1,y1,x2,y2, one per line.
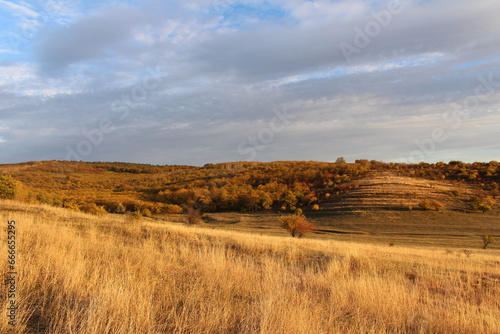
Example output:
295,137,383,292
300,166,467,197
1,200,499,333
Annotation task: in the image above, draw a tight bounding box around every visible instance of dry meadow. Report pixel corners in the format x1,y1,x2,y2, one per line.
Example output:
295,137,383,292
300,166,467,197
1,200,499,333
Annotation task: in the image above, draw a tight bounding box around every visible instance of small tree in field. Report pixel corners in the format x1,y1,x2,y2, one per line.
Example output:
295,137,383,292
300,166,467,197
185,207,202,225
482,234,495,249
279,214,316,238
478,204,492,214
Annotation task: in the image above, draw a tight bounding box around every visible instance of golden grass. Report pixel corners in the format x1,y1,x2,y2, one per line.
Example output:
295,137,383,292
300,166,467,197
1,200,499,333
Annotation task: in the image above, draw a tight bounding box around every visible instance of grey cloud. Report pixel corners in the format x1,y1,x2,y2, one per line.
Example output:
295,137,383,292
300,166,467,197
35,6,153,76
187,0,500,83
3,0,500,165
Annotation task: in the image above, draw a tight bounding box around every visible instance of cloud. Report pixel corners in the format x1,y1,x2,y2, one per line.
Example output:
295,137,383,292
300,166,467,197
0,0,38,18
35,5,154,75
1,0,500,165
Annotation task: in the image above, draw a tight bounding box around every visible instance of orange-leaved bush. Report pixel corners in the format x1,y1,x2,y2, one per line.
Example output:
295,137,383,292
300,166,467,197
278,214,316,238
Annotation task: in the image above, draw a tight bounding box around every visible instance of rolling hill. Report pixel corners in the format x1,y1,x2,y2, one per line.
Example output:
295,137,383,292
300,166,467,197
0,160,499,248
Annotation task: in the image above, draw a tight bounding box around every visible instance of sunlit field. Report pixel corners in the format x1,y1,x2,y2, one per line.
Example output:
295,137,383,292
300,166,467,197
1,200,499,333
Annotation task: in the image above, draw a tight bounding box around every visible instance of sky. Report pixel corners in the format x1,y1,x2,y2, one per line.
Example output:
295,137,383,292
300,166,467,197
0,0,500,166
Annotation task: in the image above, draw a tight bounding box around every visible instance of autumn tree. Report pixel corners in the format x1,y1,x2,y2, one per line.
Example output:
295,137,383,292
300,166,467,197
282,191,298,210
469,196,494,213
482,234,495,249
259,192,274,209
279,214,316,238
185,207,202,225
478,204,492,214
116,203,127,214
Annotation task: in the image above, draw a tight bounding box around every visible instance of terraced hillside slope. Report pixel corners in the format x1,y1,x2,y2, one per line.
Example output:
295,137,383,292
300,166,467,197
297,172,500,248
322,172,476,213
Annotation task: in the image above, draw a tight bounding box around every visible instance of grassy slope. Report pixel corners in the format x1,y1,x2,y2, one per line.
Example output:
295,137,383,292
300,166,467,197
1,200,499,333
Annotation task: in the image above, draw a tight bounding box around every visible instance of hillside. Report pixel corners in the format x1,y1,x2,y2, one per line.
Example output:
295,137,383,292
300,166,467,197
322,171,475,213
1,160,499,215
0,160,499,249
1,200,499,333
196,172,500,249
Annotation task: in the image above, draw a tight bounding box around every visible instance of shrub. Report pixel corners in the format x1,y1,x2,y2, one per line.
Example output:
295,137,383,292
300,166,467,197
278,214,316,238
469,196,494,213
116,203,127,214
312,204,320,211
141,208,152,217
80,202,107,216
451,190,461,197
185,207,202,225
126,211,142,222
482,234,495,249
485,196,495,206
0,175,19,199
164,204,183,214
294,208,303,215
478,204,492,214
